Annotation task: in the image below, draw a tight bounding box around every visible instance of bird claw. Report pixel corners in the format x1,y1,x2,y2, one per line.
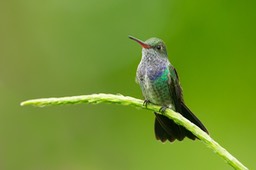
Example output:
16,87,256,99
143,100,151,108
159,106,168,113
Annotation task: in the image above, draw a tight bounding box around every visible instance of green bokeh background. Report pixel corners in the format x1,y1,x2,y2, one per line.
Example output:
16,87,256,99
1,0,255,169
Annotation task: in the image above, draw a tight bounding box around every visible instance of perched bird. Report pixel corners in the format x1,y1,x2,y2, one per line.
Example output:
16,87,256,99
129,36,209,142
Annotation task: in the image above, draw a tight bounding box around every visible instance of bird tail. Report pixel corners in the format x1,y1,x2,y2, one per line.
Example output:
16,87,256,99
154,102,208,142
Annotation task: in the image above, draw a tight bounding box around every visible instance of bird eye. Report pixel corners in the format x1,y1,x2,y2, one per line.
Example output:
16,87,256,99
156,45,162,50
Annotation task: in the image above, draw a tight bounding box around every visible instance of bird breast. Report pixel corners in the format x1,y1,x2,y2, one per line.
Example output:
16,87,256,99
137,62,173,106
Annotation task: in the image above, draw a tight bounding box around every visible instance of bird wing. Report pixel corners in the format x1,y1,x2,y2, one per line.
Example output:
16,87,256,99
168,65,183,112
168,64,209,134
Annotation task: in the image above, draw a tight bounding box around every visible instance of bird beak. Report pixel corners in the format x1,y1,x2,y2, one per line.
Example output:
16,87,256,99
129,35,151,49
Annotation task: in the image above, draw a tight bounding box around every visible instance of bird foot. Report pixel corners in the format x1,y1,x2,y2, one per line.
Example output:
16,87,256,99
159,106,168,113
143,100,151,108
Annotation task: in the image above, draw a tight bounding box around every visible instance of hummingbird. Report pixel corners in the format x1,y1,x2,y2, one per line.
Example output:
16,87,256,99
129,35,209,142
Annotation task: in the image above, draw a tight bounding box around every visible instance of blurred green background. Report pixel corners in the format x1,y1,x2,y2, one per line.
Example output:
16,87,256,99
1,0,255,169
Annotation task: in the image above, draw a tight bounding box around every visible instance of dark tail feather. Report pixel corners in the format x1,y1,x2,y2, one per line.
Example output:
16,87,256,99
154,112,186,142
180,102,209,134
154,115,174,142
154,103,208,142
